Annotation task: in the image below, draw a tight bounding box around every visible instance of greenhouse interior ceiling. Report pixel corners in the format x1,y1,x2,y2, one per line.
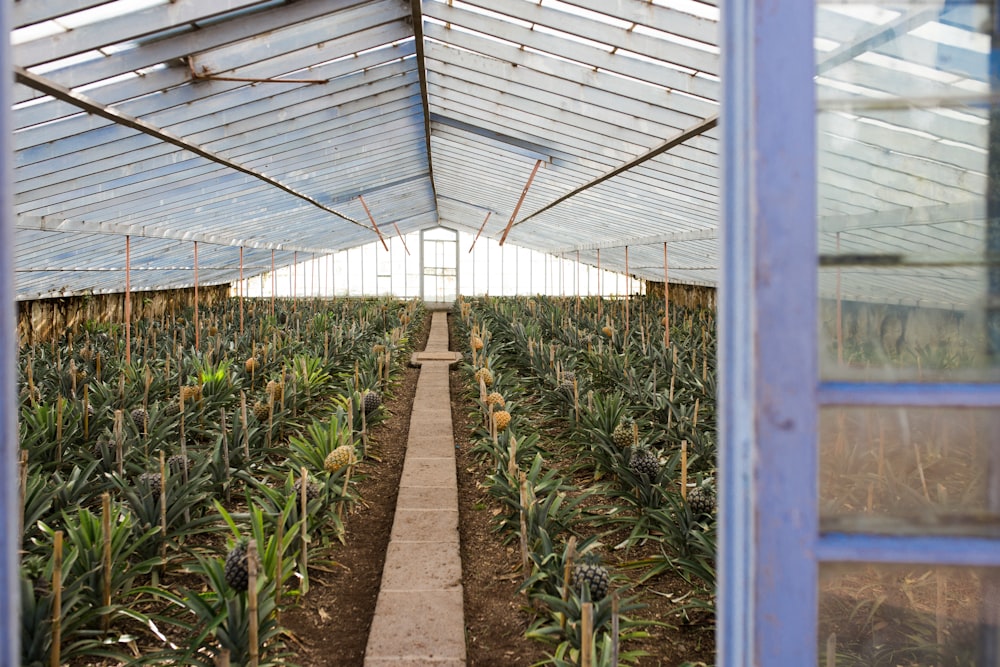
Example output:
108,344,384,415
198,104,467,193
10,0,990,311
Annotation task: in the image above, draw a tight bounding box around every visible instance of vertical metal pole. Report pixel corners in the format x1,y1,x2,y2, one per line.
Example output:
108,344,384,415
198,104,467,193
624,246,630,337
835,232,842,364
720,0,818,664
0,2,17,655
193,241,199,351
239,247,244,335
292,251,297,305
664,243,670,349
980,5,1000,661
597,248,602,320
125,235,131,366
270,250,275,317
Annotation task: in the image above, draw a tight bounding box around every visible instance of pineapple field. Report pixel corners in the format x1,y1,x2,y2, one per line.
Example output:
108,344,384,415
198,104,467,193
16,289,720,666
451,294,717,666
17,296,428,666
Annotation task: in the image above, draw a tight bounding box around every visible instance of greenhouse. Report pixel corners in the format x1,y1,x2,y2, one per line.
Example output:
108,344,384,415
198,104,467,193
3,0,999,665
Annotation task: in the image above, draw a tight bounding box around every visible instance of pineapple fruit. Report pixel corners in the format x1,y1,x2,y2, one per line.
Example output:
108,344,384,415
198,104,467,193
611,419,634,448
485,392,505,408
265,379,283,403
324,445,356,473
688,484,717,518
224,539,250,592
473,367,494,387
363,390,382,415
244,357,259,373
130,408,149,432
493,410,511,432
572,559,610,601
628,446,660,478
252,401,272,422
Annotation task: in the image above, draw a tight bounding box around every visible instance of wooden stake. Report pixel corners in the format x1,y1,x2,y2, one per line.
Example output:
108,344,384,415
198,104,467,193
337,464,354,529
240,390,250,461
18,450,28,543
825,633,836,667
275,517,284,626
581,602,594,667
56,398,63,466
300,466,309,594
559,536,577,631
159,451,167,575
247,539,260,667
52,531,63,667
114,410,124,477
611,593,620,667
681,440,688,499
220,408,230,504
102,493,112,632
518,472,530,577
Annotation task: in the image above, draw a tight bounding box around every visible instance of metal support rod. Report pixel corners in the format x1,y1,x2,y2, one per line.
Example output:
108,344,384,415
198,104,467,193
239,247,244,336
14,67,366,230
189,58,328,85
835,232,842,365
500,159,543,245
469,211,492,253
625,246,630,336
125,235,131,366
664,242,670,349
357,194,390,251
193,241,199,351
270,250,275,317
392,222,411,255
292,251,297,305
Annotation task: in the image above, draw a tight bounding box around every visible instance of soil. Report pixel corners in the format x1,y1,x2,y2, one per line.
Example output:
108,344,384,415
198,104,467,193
282,311,716,667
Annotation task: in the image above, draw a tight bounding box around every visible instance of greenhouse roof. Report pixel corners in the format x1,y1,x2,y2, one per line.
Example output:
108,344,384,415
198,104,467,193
10,1,991,309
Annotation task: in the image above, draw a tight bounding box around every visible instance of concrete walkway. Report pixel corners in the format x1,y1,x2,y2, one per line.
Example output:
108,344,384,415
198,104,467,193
365,311,466,666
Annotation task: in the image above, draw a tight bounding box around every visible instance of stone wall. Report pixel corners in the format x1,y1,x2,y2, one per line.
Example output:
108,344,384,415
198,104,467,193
17,285,231,345
645,281,717,310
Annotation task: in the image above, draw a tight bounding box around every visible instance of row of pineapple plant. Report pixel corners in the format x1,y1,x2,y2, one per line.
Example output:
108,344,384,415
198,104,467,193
456,294,717,665
17,295,424,665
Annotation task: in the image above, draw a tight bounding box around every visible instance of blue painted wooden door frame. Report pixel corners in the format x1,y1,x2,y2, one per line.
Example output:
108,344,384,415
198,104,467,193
720,1,1000,664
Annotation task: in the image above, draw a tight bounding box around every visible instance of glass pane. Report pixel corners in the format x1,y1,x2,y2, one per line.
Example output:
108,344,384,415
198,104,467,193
819,563,1000,666
815,2,1000,381
819,406,1000,536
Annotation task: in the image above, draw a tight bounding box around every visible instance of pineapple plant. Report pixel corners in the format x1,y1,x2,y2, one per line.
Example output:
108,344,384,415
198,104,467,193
372,343,386,354
485,391,505,408
293,478,323,503
167,454,190,475
224,538,250,592
137,472,162,496
130,407,149,432
324,445,355,473
612,418,634,448
688,482,717,518
252,400,272,423
265,379,283,403
470,336,484,351
473,367,494,387
601,324,614,338
244,357,259,374
493,410,511,432
179,384,202,404
572,556,610,601
628,446,660,478
559,370,576,391
362,390,382,415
